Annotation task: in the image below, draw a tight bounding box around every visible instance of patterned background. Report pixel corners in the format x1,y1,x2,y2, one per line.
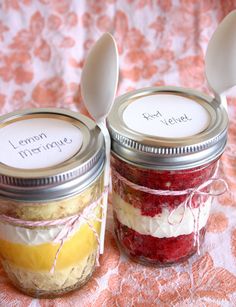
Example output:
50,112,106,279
0,1,236,306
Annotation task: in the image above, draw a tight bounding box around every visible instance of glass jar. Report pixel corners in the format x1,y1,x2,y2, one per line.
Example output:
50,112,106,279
0,108,105,298
107,86,228,266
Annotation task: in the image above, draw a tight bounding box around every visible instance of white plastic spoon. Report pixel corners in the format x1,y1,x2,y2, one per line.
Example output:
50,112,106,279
81,33,119,254
205,10,236,110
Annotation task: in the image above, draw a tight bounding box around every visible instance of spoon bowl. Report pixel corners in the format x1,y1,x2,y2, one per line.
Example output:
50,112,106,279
81,33,119,123
205,10,236,97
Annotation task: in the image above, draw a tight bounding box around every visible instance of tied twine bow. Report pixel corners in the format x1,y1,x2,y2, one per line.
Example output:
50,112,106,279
112,165,229,253
0,189,108,274
167,176,228,253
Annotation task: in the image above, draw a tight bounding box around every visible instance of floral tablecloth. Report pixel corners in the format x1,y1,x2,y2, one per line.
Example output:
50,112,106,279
0,1,236,306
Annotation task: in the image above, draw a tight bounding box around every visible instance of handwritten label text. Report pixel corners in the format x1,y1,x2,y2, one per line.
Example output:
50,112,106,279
142,111,192,126
8,132,73,160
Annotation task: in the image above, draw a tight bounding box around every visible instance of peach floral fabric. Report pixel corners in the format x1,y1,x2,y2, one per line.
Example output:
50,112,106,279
0,1,236,306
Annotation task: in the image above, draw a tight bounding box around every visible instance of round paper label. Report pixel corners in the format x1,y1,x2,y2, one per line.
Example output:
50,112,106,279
123,94,210,138
0,118,83,169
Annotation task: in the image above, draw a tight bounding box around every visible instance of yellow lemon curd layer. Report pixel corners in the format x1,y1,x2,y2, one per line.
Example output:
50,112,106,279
0,218,100,272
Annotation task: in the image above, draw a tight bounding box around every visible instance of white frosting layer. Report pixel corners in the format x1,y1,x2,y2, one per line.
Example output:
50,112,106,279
0,206,100,245
113,193,211,238
0,220,83,245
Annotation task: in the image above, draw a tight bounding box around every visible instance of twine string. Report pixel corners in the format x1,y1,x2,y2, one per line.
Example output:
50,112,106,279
112,168,228,198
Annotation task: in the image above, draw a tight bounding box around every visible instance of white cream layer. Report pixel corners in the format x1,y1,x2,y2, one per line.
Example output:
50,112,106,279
113,192,211,238
0,206,100,245
0,220,83,245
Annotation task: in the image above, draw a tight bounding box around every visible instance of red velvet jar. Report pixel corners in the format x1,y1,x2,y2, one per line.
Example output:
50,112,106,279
107,86,228,266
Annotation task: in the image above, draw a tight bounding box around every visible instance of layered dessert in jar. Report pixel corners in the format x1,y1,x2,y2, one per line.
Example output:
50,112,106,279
112,156,216,265
0,108,105,297
108,87,228,266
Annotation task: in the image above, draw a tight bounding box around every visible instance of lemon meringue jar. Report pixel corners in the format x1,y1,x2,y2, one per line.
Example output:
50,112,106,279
0,108,105,298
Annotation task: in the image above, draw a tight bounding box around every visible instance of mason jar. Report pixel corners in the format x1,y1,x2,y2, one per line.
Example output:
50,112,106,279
0,108,105,297
107,86,228,266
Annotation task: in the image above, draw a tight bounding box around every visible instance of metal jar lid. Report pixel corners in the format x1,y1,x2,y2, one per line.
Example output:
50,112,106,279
107,86,228,170
0,108,104,201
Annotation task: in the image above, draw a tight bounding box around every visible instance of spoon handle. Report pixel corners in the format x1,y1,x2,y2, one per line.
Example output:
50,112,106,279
220,94,228,113
97,120,111,254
